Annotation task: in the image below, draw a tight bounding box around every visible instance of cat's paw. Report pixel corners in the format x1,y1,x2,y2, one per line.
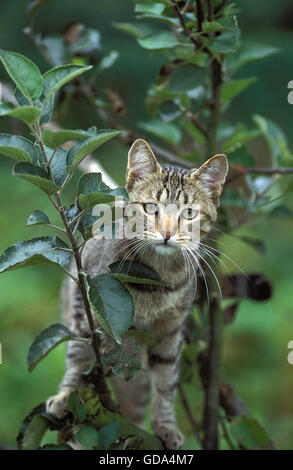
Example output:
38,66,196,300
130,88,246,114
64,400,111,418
46,389,71,419
153,421,184,450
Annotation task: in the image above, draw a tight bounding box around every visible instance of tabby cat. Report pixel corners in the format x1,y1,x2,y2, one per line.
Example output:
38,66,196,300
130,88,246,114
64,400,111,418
46,139,228,450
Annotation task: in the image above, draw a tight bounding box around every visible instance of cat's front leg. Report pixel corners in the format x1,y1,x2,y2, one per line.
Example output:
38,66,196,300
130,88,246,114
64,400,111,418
46,340,94,419
148,325,184,450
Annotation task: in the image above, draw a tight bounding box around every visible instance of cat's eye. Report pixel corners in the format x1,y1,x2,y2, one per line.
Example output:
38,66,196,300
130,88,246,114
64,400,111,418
143,203,159,215
181,208,199,220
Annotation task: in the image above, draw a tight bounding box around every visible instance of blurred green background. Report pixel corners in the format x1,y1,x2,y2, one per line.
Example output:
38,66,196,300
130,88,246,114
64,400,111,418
0,0,293,449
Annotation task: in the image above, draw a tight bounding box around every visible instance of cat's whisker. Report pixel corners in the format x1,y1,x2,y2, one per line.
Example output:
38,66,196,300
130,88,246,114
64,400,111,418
199,242,249,280
183,244,209,303
181,246,197,297
189,245,222,298
198,243,234,279
116,239,145,272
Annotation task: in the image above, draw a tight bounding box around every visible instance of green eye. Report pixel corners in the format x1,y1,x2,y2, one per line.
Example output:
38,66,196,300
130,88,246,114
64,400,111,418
143,203,158,215
182,208,199,220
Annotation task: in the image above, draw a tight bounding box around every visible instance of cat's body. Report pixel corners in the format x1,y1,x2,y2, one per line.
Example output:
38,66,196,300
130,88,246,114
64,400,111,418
46,139,228,450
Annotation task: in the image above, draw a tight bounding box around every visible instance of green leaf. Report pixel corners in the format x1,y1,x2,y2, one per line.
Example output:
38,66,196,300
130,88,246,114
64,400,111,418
40,94,54,125
269,205,293,218
253,114,293,166
221,78,257,104
229,416,270,450
0,133,38,163
75,425,99,448
42,128,91,149
68,27,101,56
13,162,60,194
42,64,93,102
137,13,179,26
26,210,51,226
203,28,240,54
78,172,128,210
66,129,121,171
47,146,68,186
18,414,48,450
96,421,120,450
138,31,180,49
135,2,165,14
169,64,209,93
98,51,120,71
0,236,71,274
27,324,75,372
109,260,165,287
112,21,155,39
101,336,142,382
87,274,134,343
78,208,99,241
0,49,43,101
0,102,41,125
67,392,87,422
138,119,181,145
222,125,260,153
227,43,280,72
39,34,67,67
202,21,231,33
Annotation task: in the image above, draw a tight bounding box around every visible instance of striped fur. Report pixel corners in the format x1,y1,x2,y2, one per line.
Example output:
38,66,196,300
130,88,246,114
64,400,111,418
46,139,228,450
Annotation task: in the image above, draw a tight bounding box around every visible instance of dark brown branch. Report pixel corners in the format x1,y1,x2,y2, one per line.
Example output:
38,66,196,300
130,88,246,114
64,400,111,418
171,0,199,47
225,166,293,185
187,113,208,139
206,0,213,22
178,383,203,447
202,293,222,449
36,131,114,410
195,0,205,32
206,58,222,157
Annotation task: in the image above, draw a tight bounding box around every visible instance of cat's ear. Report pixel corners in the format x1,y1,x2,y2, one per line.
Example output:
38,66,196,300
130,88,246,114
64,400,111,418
126,139,162,189
189,154,228,199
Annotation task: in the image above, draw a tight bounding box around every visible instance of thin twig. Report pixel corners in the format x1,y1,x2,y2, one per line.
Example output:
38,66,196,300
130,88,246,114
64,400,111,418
219,414,236,450
226,166,293,185
187,113,208,139
171,0,199,47
178,382,203,447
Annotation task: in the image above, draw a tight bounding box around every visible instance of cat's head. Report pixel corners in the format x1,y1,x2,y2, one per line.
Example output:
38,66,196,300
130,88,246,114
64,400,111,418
125,139,228,255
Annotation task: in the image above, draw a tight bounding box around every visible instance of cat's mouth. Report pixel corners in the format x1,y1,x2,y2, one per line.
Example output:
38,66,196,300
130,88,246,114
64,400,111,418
152,240,178,255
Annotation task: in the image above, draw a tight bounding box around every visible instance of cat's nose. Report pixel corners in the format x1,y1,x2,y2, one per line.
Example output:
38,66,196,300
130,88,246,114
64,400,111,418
162,231,171,243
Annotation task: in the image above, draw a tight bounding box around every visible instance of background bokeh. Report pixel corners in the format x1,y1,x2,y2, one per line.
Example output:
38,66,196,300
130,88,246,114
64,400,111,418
0,0,293,449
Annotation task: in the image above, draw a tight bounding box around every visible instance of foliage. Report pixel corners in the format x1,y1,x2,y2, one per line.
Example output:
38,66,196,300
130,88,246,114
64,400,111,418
0,0,292,450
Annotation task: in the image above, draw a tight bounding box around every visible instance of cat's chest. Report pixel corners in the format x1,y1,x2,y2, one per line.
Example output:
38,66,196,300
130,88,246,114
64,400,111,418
127,279,194,330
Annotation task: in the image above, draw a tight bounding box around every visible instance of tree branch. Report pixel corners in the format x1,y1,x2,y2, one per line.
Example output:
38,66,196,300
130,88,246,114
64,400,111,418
35,128,114,410
226,166,293,184
195,0,205,32
171,0,199,47
201,293,222,449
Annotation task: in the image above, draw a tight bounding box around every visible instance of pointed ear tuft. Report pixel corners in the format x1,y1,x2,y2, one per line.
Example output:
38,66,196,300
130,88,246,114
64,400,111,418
189,154,228,200
126,139,162,190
